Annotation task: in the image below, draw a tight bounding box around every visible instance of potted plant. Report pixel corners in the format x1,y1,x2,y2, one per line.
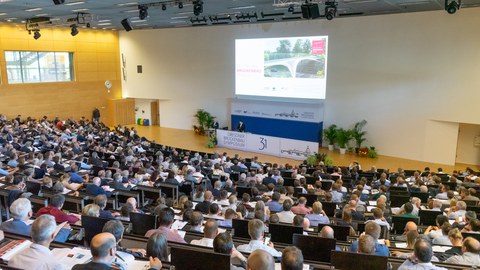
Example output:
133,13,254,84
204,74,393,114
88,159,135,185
322,124,338,151
352,120,367,152
335,128,352,154
194,109,215,135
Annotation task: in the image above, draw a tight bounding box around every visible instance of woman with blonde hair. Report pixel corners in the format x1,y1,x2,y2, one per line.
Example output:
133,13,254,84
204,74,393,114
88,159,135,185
82,203,100,217
446,228,463,255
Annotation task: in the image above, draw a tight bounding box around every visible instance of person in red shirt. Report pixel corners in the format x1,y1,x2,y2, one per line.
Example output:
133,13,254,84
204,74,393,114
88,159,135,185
36,194,80,224
291,197,312,215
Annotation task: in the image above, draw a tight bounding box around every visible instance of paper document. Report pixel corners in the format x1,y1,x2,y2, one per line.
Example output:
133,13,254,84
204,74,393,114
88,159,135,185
0,239,32,261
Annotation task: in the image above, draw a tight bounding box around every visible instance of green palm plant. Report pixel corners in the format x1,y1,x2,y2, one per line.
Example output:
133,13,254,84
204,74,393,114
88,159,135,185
351,120,367,149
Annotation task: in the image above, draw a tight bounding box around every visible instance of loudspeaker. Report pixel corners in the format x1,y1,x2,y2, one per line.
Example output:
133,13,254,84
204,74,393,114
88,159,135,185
301,3,320,19
121,19,133,32
52,0,65,5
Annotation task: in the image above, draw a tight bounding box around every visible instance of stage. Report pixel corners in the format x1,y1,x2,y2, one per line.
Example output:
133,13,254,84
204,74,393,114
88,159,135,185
131,125,476,174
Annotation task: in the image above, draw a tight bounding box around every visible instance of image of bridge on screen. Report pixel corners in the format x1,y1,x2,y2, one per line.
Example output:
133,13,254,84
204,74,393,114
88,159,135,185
263,37,326,79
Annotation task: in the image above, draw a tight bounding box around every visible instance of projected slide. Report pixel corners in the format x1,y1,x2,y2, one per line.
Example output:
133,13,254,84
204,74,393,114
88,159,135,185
235,36,328,100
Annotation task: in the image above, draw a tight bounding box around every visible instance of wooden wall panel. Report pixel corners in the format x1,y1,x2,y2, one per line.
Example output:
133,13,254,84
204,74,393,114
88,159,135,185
0,24,122,123
107,98,135,127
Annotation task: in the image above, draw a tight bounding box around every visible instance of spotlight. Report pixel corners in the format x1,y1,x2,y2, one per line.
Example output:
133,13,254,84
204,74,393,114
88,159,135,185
139,5,148,20
33,30,41,40
288,5,294,12
70,24,79,36
193,1,203,16
178,2,183,9
86,22,91,28
445,0,460,14
324,1,337,20
162,4,167,10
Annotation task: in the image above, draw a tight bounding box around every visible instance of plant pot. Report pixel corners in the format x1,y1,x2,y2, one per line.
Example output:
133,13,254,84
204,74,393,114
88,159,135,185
328,145,334,151
339,148,347,154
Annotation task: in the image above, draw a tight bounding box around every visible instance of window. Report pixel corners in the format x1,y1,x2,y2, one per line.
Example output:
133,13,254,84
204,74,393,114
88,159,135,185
5,51,74,84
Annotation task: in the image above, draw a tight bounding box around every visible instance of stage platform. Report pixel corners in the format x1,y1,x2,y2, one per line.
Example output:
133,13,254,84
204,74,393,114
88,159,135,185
130,125,477,174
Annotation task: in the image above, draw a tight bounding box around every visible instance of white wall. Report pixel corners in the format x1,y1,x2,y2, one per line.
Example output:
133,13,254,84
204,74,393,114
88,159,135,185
134,99,154,122
456,124,480,165
119,8,480,165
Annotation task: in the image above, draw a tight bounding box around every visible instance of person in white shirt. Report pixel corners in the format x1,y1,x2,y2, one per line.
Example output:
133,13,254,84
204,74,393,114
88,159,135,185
276,200,295,224
237,219,282,257
9,214,65,270
191,219,218,248
372,207,390,231
398,238,447,270
448,201,467,219
445,237,480,266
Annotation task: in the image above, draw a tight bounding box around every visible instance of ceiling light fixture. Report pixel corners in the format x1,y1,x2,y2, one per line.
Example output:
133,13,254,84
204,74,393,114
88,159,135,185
324,1,337,20
162,4,167,10
445,0,461,13
138,5,148,20
288,5,294,12
178,2,184,9
193,1,203,16
70,24,79,36
33,30,41,39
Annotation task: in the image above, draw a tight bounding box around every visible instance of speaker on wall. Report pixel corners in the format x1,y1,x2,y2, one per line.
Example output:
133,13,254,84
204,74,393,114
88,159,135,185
52,0,65,5
121,19,133,32
301,3,320,19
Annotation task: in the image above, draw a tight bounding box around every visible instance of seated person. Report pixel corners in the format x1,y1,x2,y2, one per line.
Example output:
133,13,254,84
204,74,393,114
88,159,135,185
36,194,80,224
184,211,204,232
350,221,389,256
398,238,447,270
281,246,304,270
357,234,376,254
432,223,452,246
218,209,237,228
94,194,116,219
0,198,70,242
291,197,312,215
103,220,146,258
86,177,112,197
445,237,480,266
72,232,162,270
8,215,64,270
213,232,247,270
237,219,282,257
145,208,187,244
195,190,213,214
147,231,169,262
247,249,275,270
277,200,295,224
190,219,218,248
305,201,329,227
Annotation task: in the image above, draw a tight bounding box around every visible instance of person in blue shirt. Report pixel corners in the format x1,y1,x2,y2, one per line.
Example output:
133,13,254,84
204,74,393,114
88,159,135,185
350,221,389,256
265,192,283,212
69,164,88,184
86,177,112,197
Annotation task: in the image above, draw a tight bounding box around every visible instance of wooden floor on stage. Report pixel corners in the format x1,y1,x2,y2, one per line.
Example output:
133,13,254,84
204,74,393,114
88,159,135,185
131,125,478,174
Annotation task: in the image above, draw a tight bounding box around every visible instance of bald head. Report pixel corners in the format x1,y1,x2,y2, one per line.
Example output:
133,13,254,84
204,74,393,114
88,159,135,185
463,237,480,254
319,226,334,239
248,250,275,270
90,232,116,263
405,221,417,234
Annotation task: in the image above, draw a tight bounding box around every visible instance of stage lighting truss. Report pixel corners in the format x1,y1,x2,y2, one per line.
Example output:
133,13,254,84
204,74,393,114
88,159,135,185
324,1,337,20
445,0,461,14
66,12,93,28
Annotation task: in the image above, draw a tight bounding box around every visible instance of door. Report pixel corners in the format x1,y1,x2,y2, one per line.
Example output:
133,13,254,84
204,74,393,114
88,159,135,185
150,100,159,125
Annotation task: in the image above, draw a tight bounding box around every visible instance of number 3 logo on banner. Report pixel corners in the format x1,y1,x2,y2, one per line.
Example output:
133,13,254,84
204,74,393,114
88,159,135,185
259,137,267,150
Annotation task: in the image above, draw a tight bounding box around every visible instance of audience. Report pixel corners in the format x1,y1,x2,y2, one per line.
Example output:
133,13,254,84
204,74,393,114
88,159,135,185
36,194,80,224
146,231,169,261
190,219,218,248
213,232,247,270
398,238,447,270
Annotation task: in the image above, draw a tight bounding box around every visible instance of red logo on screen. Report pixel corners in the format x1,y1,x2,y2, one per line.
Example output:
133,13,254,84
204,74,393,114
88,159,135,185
312,40,325,55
